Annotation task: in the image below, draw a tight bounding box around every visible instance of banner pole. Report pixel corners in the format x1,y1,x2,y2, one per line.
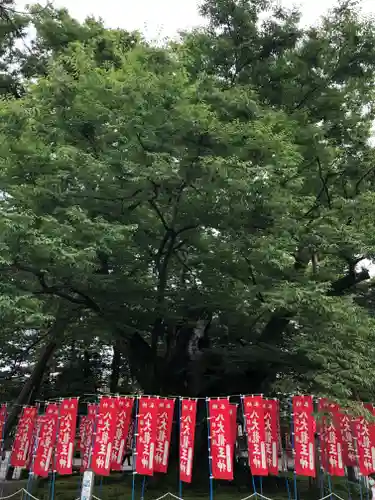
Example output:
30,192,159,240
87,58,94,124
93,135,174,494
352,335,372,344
80,397,99,500
141,476,147,500
25,404,40,500
205,398,214,500
131,396,140,500
0,405,8,497
240,396,257,496
178,397,182,499
288,398,298,500
49,399,62,500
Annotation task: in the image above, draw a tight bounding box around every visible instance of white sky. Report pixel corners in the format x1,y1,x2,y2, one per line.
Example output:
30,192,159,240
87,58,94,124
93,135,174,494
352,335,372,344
15,0,375,41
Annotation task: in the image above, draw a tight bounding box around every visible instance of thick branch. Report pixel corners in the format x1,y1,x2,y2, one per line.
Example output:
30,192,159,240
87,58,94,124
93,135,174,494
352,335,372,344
259,266,370,343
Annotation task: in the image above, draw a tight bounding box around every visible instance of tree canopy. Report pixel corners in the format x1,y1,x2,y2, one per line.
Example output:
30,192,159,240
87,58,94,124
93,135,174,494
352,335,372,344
0,0,375,415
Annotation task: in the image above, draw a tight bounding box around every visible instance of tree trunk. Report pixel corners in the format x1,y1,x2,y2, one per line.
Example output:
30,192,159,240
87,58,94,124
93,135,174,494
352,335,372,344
4,341,57,441
109,341,121,393
3,308,73,440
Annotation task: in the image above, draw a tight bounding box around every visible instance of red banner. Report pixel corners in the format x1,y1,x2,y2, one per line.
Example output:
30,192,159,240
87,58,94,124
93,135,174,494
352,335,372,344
81,404,97,472
243,396,268,476
229,404,237,448
354,414,375,475
135,397,158,476
337,411,356,467
264,399,279,475
292,395,315,477
318,399,344,477
111,397,134,471
154,399,175,473
26,415,43,470
179,399,197,483
33,404,59,477
79,416,87,454
56,398,78,475
208,398,234,480
11,406,37,467
92,397,118,476
0,405,7,446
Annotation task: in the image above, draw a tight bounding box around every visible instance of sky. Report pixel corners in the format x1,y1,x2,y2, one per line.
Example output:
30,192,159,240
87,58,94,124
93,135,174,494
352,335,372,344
15,0,375,41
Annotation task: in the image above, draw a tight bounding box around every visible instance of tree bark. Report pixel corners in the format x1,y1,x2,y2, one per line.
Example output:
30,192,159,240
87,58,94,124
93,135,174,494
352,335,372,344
109,341,121,393
3,309,73,440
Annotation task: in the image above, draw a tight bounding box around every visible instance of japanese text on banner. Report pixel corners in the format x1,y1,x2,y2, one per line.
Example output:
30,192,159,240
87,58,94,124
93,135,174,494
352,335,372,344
111,397,134,471
354,414,375,476
92,397,118,476
79,416,87,455
264,399,279,475
56,398,78,475
33,404,59,477
10,406,37,468
292,395,315,477
243,396,268,476
81,404,97,472
208,399,234,481
135,397,158,476
154,399,175,474
318,399,344,477
337,411,356,467
180,399,197,484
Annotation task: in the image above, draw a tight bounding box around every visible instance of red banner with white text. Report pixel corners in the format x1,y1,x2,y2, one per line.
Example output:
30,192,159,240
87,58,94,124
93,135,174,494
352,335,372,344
56,398,78,475
264,399,279,475
79,416,87,455
353,414,375,476
179,399,197,483
33,404,59,477
243,396,268,476
11,406,37,467
337,411,356,467
318,399,344,477
135,397,158,476
81,404,97,472
111,397,134,471
293,395,315,477
154,398,175,473
92,397,118,476
208,398,234,480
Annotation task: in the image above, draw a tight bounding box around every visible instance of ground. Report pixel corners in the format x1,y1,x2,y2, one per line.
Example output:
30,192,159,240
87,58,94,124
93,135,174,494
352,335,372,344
25,473,366,500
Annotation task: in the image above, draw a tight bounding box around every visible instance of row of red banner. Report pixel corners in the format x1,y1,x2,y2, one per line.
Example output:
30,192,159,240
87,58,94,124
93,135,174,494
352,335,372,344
2,395,375,482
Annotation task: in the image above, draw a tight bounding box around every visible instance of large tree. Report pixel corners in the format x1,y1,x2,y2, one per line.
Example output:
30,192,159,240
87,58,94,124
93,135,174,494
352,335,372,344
1,0,375,406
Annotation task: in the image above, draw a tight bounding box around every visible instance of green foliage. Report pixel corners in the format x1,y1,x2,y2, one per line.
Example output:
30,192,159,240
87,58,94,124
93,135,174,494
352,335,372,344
1,0,375,403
